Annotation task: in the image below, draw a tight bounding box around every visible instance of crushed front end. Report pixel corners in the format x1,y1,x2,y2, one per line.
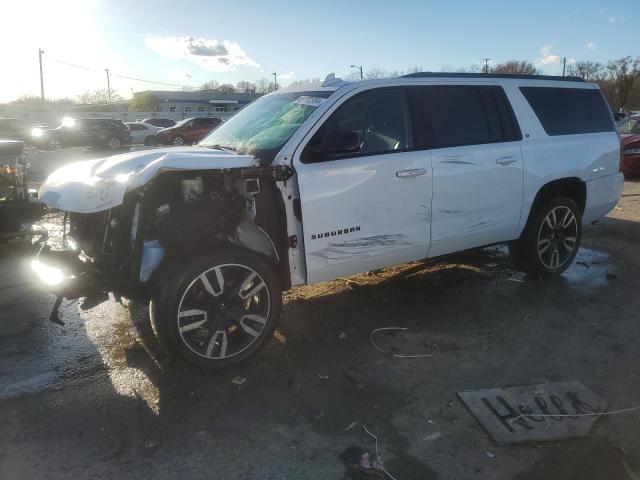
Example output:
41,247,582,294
33,148,293,324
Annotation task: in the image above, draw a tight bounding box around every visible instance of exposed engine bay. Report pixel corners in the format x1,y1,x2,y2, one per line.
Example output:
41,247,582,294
36,164,293,320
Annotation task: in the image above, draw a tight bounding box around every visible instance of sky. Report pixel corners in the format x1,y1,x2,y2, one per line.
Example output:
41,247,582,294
0,0,638,102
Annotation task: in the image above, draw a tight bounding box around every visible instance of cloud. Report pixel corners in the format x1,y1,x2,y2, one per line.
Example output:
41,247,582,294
586,41,596,49
145,35,259,72
608,15,624,23
538,45,561,65
279,70,296,81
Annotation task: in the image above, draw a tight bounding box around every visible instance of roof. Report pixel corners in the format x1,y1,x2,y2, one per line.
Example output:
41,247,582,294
402,72,584,82
135,90,261,102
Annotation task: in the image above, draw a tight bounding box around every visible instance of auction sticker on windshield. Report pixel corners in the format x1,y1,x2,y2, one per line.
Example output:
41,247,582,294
294,96,326,107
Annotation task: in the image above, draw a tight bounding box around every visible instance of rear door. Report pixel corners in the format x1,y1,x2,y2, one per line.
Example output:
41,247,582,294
294,87,432,284
406,85,524,257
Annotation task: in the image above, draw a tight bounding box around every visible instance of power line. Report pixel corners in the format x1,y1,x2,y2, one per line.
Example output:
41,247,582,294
42,54,194,88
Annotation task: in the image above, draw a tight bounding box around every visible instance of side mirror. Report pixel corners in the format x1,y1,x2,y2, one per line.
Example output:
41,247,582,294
320,131,360,155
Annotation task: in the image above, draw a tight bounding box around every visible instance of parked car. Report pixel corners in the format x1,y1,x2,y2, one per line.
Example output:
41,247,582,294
617,115,640,177
126,122,163,146
140,118,176,128
34,73,622,368
156,117,222,146
0,118,34,143
33,118,132,151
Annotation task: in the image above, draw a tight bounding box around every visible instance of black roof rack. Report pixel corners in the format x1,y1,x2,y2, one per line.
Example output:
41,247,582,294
401,72,584,82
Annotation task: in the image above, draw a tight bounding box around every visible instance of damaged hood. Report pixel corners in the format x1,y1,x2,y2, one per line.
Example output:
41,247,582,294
39,146,258,213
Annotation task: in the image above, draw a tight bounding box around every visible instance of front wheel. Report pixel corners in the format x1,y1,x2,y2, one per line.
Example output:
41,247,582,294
509,197,582,277
150,248,281,368
172,135,185,146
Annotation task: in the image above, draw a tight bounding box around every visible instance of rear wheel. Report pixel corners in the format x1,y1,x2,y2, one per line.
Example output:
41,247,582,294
509,196,582,277
150,248,281,368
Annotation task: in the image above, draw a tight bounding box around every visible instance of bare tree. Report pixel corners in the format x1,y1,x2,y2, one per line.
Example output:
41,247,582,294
77,89,122,104
199,80,220,91
566,60,604,82
364,68,389,79
607,56,640,110
217,83,236,94
491,60,539,75
236,81,257,93
255,78,272,94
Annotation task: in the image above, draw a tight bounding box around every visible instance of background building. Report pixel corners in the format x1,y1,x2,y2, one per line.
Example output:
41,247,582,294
137,90,261,120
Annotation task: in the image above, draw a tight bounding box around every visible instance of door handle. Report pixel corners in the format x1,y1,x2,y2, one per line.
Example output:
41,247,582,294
496,156,517,165
396,168,427,178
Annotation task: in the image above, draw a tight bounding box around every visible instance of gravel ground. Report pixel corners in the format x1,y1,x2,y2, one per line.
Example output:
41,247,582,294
0,147,639,479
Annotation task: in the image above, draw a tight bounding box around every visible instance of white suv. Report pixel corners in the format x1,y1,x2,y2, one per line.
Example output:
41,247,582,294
35,72,623,367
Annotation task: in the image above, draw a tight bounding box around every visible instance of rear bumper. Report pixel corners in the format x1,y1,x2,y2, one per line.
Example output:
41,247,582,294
622,154,640,177
582,172,624,224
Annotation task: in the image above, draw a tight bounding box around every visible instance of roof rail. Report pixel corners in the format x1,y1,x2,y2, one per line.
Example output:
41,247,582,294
401,72,584,82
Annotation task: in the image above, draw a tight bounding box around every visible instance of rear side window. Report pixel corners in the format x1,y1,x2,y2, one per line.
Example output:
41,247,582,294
407,86,521,149
520,87,615,136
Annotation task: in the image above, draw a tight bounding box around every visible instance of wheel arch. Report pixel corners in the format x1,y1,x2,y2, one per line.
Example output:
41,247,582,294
521,177,586,237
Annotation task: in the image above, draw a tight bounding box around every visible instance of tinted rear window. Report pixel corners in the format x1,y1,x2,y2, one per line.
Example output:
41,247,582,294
520,87,614,136
407,85,521,149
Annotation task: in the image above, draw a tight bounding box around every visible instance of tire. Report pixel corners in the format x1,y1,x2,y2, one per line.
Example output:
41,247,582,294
172,135,185,146
106,136,122,150
509,196,582,277
149,248,281,368
144,136,157,147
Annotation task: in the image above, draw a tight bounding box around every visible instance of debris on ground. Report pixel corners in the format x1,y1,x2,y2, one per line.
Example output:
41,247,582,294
144,440,160,450
99,447,124,461
232,376,246,386
341,446,386,479
486,451,495,459
339,331,347,340
370,327,433,358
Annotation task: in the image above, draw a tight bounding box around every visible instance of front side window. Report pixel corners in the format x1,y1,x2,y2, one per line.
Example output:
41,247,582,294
200,90,333,164
302,88,409,162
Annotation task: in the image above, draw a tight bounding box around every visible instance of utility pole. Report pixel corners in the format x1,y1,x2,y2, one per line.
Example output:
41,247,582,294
482,58,491,74
272,72,277,90
105,68,112,103
38,48,45,102
350,65,363,79
562,57,566,77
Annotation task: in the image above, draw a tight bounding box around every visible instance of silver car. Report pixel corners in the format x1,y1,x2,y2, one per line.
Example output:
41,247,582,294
125,122,163,146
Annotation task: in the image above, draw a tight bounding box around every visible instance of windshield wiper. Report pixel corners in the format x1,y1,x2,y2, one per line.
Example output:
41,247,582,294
206,144,237,154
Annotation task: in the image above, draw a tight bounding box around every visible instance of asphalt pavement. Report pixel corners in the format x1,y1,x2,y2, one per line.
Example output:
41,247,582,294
1,147,640,479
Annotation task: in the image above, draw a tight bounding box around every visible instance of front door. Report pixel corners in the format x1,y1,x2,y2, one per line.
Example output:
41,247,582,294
294,87,432,284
